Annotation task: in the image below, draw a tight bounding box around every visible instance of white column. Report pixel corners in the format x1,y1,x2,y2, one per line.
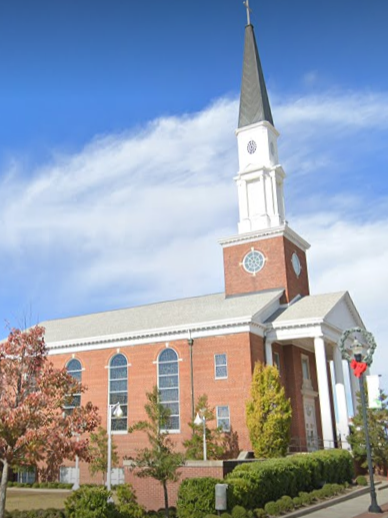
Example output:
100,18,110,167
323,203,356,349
314,337,335,448
265,340,273,366
349,362,359,416
333,346,350,448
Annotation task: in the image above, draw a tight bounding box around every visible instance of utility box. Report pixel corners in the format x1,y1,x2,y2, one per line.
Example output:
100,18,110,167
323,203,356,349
215,483,228,511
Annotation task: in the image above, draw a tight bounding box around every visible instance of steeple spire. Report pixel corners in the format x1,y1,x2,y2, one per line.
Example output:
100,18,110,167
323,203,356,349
238,22,274,128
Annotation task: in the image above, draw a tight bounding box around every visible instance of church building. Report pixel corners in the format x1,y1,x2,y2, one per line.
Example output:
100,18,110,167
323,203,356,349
43,12,362,488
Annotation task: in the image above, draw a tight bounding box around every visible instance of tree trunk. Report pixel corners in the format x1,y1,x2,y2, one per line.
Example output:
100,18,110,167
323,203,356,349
163,481,169,518
0,460,9,518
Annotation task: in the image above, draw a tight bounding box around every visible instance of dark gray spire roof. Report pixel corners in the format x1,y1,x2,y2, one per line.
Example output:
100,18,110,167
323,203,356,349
238,24,274,128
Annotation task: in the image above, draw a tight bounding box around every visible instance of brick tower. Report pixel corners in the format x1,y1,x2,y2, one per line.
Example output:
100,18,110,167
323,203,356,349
220,22,310,303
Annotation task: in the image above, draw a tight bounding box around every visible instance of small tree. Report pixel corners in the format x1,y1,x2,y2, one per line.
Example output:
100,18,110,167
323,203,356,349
246,362,292,458
183,394,227,460
127,386,185,518
348,388,388,475
88,427,119,484
0,327,99,518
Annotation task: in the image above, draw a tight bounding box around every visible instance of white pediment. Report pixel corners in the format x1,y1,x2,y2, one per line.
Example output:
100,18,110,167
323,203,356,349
324,292,364,331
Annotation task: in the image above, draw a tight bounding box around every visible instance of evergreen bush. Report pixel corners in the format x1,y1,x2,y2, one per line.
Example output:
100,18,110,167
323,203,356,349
176,477,223,518
231,505,247,518
64,486,117,518
356,475,368,486
263,502,280,516
116,483,146,518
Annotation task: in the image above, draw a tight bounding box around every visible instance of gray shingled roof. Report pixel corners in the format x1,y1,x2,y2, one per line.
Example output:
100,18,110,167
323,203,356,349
42,289,284,343
238,24,274,128
266,292,348,324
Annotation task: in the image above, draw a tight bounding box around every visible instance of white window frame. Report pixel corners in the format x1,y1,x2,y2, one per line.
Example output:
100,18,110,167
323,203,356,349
64,358,82,414
214,353,228,380
109,353,128,434
273,351,281,373
157,348,180,433
301,355,311,381
216,405,231,432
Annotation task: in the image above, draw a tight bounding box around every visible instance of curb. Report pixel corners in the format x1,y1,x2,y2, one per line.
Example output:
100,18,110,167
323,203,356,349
282,483,388,518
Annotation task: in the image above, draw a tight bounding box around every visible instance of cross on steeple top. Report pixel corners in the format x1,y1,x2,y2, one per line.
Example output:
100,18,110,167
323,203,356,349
243,0,252,25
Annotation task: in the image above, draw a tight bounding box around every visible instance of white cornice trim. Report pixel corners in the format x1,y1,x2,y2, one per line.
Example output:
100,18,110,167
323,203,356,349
47,316,267,356
235,120,280,137
219,224,310,251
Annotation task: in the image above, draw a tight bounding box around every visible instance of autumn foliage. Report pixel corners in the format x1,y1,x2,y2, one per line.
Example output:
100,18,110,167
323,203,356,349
0,326,100,518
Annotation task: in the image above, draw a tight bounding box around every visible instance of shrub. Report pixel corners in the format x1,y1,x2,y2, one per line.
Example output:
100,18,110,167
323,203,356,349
253,510,267,518
177,477,223,518
278,496,293,513
220,514,232,518
231,506,247,518
292,496,303,508
4,512,66,518
263,502,280,516
298,492,314,506
64,486,117,518
116,483,146,518
226,449,354,509
356,475,368,486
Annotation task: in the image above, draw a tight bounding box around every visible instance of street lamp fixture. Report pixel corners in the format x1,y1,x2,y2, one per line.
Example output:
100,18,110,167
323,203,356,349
338,327,382,514
107,402,123,494
194,410,207,461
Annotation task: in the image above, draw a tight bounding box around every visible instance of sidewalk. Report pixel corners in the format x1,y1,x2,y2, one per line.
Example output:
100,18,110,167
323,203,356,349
294,484,388,518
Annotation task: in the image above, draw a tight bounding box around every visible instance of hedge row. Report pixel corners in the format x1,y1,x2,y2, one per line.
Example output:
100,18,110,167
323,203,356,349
8,482,72,489
177,450,354,518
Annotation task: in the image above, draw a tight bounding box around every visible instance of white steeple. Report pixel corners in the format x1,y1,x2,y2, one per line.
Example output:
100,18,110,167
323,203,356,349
235,22,286,234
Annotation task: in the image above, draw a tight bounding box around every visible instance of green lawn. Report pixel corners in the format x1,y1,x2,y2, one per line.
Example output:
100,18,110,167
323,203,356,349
6,489,71,511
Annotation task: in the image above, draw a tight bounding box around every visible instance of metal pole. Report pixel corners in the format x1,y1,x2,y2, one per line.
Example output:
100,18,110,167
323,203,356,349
107,404,112,492
72,455,80,490
359,372,382,513
188,338,195,421
203,416,207,461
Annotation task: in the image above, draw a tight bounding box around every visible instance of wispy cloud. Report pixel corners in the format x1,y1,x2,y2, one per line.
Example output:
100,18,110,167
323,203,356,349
1,88,387,384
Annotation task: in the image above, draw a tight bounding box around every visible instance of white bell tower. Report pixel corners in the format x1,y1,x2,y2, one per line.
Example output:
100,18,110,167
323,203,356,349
235,22,286,234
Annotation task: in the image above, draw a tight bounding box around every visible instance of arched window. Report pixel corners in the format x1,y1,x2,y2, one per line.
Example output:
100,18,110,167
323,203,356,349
109,354,128,431
158,348,180,431
64,358,82,413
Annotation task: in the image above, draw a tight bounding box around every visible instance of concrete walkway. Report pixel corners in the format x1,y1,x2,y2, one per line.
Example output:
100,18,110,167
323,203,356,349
296,485,388,518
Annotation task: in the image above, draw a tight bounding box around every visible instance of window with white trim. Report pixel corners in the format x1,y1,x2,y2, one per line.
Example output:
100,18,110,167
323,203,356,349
273,352,281,373
215,353,228,379
216,405,230,432
301,356,311,381
158,348,180,431
64,358,82,414
109,354,128,431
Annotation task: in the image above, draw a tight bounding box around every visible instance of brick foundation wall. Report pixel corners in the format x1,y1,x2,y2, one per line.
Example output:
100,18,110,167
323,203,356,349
124,461,224,511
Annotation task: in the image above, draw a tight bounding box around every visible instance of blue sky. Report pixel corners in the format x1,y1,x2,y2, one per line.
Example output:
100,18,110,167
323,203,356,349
1,1,388,387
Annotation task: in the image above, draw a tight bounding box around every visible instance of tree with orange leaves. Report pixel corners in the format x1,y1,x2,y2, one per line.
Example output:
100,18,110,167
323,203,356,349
0,326,100,518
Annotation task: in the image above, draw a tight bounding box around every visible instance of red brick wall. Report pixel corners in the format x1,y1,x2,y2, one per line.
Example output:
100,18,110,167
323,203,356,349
222,236,309,302
125,463,224,511
282,345,323,449
50,331,257,463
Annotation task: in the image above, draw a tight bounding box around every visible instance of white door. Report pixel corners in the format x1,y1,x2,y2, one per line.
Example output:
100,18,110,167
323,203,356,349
304,398,318,451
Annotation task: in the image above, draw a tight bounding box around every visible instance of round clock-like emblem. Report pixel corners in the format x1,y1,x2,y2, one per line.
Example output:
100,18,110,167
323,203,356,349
291,252,301,277
247,140,257,154
243,249,265,274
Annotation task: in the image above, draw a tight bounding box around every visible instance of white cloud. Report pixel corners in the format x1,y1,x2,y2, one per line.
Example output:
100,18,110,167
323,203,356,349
1,88,388,388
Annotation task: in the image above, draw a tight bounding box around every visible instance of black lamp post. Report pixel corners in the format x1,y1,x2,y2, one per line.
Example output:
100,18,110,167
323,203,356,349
338,327,382,514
